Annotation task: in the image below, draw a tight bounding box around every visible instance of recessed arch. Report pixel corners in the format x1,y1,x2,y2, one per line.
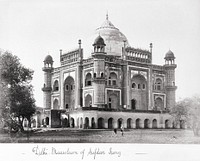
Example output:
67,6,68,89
53,80,59,91
165,120,170,129
152,119,157,128
64,76,75,110
45,117,49,125
108,94,118,109
117,118,123,128
85,73,92,86
108,72,117,86
85,94,92,107
70,117,75,128
62,118,68,127
31,119,36,128
136,118,141,129
180,120,185,129
127,118,132,129
53,99,59,109
144,119,150,129
131,99,136,110
85,117,89,129
98,118,105,129
154,97,164,111
132,82,136,88
108,118,113,129
155,78,162,90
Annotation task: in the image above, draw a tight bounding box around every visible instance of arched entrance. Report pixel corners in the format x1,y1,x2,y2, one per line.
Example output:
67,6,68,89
85,117,89,129
180,120,185,129
62,118,68,127
98,118,104,129
32,119,36,128
131,99,136,110
136,118,141,129
127,118,132,129
165,120,170,129
152,119,157,128
117,118,123,128
45,117,49,126
108,118,113,129
144,119,150,129
70,118,75,128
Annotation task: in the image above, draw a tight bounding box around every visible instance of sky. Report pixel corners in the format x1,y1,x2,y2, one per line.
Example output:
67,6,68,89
0,0,200,107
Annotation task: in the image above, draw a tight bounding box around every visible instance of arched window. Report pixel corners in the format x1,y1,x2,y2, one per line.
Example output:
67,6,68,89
53,80,59,91
66,85,69,91
101,72,104,78
143,84,145,89
138,84,141,89
155,78,162,90
132,83,136,88
108,72,117,86
66,104,68,109
94,73,96,78
85,73,92,86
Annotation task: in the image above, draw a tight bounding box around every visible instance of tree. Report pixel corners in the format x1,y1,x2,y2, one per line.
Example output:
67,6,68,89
0,51,36,132
170,95,200,136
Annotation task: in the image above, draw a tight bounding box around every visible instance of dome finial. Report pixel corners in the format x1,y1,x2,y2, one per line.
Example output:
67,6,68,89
106,11,108,20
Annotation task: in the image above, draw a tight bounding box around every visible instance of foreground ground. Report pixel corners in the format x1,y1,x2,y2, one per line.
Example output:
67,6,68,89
0,128,200,143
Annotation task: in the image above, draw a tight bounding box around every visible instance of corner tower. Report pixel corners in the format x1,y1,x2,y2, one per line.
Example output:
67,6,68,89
92,36,106,108
42,55,53,109
164,50,177,110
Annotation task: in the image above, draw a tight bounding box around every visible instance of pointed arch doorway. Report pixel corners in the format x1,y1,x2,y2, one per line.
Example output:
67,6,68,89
131,99,136,110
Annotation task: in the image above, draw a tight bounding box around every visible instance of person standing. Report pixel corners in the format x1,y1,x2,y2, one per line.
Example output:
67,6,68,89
120,125,124,136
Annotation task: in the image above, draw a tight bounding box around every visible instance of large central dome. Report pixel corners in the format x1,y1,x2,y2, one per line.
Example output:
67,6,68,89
95,15,129,56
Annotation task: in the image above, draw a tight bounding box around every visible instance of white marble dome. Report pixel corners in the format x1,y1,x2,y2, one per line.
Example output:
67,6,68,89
94,15,129,57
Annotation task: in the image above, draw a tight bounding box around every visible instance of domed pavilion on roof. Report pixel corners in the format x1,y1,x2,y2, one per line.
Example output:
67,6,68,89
32,14,182,130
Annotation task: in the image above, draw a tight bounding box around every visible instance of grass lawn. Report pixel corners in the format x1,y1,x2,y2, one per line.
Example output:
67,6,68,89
0,128,200,143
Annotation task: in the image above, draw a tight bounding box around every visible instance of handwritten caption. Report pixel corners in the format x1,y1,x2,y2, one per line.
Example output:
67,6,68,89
32,145,121,159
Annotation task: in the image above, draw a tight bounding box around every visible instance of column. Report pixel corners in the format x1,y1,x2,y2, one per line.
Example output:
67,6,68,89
132,121,136,129
104,120,108,129
89,118,92,129
124,120,127,129
113,120,118,129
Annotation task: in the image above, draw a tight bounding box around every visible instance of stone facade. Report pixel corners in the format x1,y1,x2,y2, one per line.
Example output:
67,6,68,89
36,15,183,129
